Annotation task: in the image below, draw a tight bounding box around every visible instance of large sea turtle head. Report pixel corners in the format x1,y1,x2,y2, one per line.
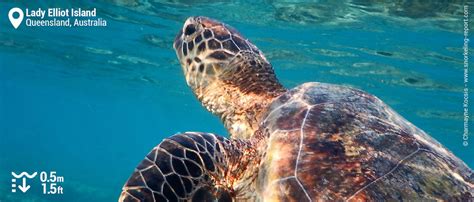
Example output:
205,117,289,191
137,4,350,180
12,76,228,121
173,16,268,90
173,16,286,138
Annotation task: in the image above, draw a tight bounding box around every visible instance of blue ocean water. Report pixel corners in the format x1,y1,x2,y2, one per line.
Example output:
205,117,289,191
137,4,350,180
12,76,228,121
0,1,472,201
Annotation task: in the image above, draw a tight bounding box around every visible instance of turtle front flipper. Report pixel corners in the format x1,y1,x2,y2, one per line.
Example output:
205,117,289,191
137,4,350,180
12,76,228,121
119,132,259,202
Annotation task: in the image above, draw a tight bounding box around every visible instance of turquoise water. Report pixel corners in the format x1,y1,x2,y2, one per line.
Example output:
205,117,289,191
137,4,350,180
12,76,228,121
0,1,473,201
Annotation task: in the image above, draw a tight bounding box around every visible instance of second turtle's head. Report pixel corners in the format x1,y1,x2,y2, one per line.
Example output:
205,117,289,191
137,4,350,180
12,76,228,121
173,16,273,92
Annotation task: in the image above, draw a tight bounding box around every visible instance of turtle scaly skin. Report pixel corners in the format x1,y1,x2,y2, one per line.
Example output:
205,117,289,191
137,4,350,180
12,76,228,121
120,132,261,201
173,16,285,139
120,17,474,201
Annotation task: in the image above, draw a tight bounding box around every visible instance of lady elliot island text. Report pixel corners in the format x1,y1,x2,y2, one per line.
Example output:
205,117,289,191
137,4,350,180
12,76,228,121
22,8,107,27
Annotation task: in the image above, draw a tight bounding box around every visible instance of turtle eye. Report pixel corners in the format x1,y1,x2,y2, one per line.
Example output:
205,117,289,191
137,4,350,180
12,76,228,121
184,24,197,36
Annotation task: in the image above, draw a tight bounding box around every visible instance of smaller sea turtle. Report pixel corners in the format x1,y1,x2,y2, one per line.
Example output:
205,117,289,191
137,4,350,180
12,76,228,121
120,16,474,201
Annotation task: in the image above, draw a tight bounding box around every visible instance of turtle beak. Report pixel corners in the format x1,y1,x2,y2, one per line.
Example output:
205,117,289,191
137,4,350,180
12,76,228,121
173,16,199,61
183,16,197,27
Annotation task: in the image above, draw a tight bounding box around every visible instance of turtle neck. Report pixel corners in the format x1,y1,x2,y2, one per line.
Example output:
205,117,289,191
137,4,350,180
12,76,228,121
196,78,286,139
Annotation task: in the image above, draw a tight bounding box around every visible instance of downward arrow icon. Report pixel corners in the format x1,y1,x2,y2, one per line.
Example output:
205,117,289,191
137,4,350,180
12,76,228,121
18,178,30,193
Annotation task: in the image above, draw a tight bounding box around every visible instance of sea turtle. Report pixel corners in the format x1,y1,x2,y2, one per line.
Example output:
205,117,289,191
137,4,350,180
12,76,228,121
120,16,474,201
